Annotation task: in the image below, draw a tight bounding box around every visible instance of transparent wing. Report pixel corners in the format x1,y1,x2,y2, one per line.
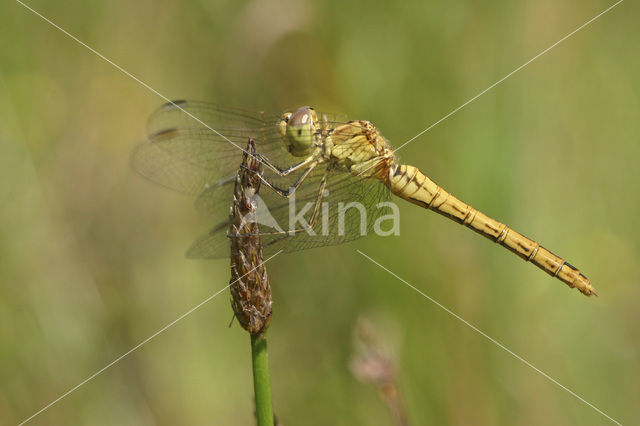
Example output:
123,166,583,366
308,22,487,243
132,100,294,194
187,167,392,259
132,100,370,195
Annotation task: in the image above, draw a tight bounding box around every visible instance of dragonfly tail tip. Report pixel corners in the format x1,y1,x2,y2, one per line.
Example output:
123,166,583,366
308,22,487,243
584,284,599,297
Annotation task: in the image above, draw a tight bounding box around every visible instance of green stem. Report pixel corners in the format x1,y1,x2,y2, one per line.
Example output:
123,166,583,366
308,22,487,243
251,333,274,426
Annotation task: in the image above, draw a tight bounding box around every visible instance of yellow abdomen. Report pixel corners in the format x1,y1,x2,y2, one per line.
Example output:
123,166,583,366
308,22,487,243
389,164,597,296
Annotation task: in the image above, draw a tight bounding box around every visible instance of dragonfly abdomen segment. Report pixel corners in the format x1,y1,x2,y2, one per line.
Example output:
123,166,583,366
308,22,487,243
389,164,597,296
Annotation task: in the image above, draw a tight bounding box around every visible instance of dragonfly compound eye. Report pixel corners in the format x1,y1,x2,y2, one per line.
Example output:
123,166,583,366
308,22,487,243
282,106,317,156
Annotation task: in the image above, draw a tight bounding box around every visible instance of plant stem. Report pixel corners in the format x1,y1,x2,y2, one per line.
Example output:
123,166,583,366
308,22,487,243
251,333,274,426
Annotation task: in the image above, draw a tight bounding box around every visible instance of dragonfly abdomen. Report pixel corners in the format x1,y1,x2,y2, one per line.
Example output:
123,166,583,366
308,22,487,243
389,164,597,296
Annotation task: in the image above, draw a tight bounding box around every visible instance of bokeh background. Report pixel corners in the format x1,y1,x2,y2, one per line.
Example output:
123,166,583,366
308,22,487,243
1,0,638,424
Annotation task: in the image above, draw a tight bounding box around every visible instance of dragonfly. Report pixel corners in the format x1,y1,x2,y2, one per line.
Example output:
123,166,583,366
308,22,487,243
132,100,597,297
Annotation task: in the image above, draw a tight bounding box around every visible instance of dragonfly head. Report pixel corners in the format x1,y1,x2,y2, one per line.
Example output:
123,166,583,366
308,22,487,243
278,106,318,157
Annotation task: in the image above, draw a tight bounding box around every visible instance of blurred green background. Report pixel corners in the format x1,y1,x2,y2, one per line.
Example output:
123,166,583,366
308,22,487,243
1,0,638,424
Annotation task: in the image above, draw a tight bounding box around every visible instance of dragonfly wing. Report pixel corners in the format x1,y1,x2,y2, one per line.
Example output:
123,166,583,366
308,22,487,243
186,220,232,259
186,219,293,259
132,100,297,195
186,165,392,259
192,173,237,221
261,169,393,254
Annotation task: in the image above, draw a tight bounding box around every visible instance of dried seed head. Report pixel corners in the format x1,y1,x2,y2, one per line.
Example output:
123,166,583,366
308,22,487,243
350,318,408,426
229,139,272,335
350,318,397,387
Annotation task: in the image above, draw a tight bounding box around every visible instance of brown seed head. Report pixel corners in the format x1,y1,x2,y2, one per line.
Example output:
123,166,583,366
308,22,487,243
228,139,272,335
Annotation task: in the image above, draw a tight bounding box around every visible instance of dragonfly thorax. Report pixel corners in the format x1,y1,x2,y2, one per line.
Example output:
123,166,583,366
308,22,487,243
278,106,319,157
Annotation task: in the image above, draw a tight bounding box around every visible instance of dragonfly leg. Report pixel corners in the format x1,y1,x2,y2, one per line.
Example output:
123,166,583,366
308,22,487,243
306,172,328,228
255,153,314,176
236,171,329,241
266,171,329,239
251,163,318,198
